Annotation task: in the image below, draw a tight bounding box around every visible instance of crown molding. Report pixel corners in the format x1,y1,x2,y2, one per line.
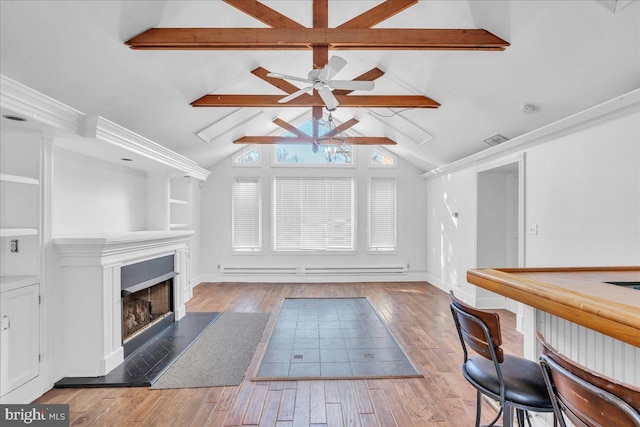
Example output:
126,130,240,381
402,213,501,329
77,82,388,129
83,115,210,181
422,88,640,179
0,74,84,134
1,74,210,181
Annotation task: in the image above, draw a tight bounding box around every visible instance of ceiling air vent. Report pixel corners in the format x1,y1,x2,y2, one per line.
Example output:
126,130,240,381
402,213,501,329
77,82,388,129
483,134,509,147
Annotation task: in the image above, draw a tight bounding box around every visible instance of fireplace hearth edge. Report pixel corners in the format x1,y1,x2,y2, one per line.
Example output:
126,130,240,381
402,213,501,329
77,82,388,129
54,312,221,388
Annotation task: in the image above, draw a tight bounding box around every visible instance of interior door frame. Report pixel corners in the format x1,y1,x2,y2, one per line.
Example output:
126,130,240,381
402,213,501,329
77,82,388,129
476,153,526,269
475,153,526,331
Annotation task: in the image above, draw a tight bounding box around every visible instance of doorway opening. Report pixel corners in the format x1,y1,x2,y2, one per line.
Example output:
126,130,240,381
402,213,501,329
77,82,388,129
476,156,524,317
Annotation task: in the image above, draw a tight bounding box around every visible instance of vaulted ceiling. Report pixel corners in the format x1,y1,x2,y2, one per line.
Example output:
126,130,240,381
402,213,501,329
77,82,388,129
1,1,638,172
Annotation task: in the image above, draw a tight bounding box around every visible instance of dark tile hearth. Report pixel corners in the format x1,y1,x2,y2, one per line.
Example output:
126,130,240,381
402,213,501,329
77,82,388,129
54,312,221,388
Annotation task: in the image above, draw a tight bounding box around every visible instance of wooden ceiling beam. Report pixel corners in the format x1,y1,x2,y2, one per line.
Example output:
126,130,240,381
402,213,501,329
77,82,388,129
234,136,396,145
125,28,509,51
338,0,418,29
313,0,328,32
273,118,309,137
251,67,300,94
222,0,304,29
191,94,440,108
234,136,315,144
332,67,385,96
343,137,396,145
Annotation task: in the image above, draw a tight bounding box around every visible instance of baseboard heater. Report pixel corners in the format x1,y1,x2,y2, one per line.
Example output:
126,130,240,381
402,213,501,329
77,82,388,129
219,266,408,275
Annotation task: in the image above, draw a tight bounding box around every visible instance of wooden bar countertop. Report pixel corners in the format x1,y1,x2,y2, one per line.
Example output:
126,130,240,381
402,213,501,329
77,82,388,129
467,266,640,348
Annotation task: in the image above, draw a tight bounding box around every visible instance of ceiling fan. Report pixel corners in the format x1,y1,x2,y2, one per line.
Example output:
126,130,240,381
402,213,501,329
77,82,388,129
267,56,375,110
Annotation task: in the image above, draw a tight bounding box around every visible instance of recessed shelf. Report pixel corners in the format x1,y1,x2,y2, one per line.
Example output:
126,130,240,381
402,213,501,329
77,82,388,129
1,275,39,293
0,228,39,237
170,224,188,229
169,198,188,205
0,173,39,185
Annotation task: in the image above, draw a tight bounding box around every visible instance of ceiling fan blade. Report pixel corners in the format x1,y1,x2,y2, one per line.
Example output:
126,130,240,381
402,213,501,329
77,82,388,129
328,80,375,91
307,68,322,80
318,86,339,110
267,72,311,84
318,56,347,82
278,86,312,103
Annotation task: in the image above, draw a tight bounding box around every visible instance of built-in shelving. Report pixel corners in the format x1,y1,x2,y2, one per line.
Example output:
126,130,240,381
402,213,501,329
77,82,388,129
0,129,43,404
0,228,39,238
169,177,191,230
0,173,39,186
169,223,188,229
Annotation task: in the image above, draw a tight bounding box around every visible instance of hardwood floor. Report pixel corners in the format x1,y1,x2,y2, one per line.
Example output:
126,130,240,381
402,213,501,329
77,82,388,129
35,282,524,426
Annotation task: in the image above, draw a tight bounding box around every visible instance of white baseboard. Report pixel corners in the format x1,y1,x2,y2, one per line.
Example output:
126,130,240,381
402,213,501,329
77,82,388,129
475,296,507,310
0,376,42,404
423,272,476,302
194,270,429,284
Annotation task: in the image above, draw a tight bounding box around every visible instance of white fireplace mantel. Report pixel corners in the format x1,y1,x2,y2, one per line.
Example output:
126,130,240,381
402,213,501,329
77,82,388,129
54,230,194,264
53,230,193,377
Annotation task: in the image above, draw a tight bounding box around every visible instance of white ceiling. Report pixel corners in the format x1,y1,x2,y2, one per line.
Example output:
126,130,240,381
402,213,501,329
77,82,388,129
1,0,639,173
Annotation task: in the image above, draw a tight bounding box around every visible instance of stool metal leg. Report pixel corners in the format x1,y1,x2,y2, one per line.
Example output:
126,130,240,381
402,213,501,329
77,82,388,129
503,405,514,427
475,391,482,427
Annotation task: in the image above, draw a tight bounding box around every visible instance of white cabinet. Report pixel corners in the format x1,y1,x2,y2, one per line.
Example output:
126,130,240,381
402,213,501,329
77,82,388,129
0,283,40,398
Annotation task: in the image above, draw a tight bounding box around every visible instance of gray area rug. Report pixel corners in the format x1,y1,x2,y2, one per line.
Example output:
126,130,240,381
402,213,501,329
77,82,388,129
150,312,270,389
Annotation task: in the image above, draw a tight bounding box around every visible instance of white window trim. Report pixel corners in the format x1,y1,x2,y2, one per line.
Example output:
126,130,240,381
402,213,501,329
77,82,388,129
368,146,397,168
368,176,397,252
232,176,262,253
232,145,262,167
272,176,356,252
271,144,357,168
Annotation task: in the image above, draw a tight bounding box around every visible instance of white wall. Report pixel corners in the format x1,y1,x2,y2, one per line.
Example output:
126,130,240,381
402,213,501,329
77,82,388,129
425,106,640,304
425,167,478,301
525,111,640,266
198,145,428,282
52,147,148,235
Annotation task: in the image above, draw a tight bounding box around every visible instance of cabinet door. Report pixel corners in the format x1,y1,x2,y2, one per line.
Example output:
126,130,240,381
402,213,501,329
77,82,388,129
0,284,39,397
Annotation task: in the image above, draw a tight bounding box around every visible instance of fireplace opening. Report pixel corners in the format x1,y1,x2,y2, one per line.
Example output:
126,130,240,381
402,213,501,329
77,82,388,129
122,279,173,343
120,254,177,357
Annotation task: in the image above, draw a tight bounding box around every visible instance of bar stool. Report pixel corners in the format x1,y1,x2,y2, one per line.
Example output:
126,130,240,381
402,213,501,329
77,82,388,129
537,333,640,427
449,292,555,427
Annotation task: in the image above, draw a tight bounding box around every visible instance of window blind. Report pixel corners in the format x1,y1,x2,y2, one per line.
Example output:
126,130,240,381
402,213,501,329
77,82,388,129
232,177,261,251
369,177,397,251
274,177,354,251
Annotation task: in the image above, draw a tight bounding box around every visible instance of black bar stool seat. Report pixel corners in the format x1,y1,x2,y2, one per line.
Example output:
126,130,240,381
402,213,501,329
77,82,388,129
466,353,553,409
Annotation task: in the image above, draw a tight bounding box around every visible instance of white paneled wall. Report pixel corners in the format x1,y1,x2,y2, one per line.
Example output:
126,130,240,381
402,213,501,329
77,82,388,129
537,311,640,386
534,311,640,427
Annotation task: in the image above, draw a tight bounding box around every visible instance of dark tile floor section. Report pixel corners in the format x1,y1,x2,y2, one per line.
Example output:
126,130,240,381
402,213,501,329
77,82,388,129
256,298,421,379
54,312,221,388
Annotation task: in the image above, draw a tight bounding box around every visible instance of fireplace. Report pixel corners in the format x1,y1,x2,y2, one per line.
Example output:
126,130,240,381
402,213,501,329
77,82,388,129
122,279,172,341
120,254,177,357
54,230,193,377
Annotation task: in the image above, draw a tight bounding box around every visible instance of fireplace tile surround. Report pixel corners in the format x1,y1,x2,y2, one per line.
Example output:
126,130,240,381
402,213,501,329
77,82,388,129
54,230,194,378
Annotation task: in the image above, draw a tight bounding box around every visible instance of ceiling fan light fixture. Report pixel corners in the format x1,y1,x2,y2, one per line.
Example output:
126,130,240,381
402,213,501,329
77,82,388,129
268,56,375,110
315,110,350,163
